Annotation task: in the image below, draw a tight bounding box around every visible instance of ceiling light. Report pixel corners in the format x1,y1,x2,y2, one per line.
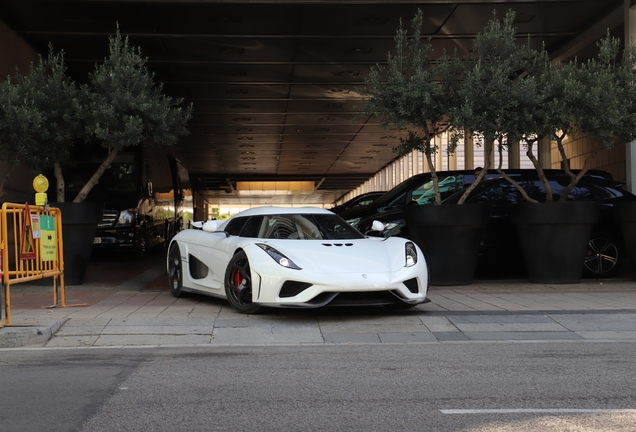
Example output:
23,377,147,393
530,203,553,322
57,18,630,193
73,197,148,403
236,181,314,196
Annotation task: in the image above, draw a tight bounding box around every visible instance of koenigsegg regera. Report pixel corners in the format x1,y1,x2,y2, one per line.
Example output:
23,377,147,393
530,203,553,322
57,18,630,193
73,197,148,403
167,207,428,314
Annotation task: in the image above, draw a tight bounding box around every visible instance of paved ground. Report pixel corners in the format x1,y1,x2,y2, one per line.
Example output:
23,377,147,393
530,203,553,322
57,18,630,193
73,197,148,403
2,250,636,348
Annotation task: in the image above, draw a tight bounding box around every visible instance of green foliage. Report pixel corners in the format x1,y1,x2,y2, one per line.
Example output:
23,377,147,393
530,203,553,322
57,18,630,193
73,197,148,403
19,47,84,172
533,31,636,201
358,9,462,157
0,24,192,202
358,9,463,204
85,26,192,151
359,8,636,205
454,10,542,155
0,74,43,170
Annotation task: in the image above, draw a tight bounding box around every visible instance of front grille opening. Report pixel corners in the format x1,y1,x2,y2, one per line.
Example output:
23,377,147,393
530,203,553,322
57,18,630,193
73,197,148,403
279,281,313,298
327,291,400,306
98,210,119,228
403,278,419,294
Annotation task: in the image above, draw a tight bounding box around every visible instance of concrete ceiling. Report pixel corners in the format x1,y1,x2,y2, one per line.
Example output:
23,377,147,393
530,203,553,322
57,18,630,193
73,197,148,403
0,0,626,206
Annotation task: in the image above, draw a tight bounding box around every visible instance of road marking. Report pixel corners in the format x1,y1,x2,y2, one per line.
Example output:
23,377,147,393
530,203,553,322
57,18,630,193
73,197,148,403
441,409,636,414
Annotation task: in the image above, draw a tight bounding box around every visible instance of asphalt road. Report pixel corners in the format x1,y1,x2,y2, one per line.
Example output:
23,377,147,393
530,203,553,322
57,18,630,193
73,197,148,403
2,341,636,431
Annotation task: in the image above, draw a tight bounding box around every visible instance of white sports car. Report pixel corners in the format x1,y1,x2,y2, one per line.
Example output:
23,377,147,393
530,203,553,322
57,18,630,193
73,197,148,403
166,207,429,314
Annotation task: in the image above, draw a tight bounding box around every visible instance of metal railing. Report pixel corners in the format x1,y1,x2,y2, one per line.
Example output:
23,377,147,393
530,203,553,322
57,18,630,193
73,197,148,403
0,202,77,327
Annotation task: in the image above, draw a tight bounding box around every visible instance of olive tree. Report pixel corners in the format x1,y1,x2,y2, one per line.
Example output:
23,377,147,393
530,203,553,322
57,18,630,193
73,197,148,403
358,9,463,205
73,26,192,203
0,26,192,203
453,10,544,202
536,32,636,202
0,73,44,197
0,47,82,200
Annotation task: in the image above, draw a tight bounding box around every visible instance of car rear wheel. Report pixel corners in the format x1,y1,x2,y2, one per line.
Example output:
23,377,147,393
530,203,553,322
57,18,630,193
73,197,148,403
584,235,620,278
224,251,262,314
168,242,184,297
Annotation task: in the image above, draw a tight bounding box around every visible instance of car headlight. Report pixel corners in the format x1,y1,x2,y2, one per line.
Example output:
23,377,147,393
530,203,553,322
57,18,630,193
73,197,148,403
257,244,301,270
346,217,361,229
405,242,418,267
116,209,136,226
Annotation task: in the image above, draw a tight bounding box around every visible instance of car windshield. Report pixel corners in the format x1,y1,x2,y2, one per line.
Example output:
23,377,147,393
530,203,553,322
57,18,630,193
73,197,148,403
241,214,365,240
442,178,605,205
413,175,465,205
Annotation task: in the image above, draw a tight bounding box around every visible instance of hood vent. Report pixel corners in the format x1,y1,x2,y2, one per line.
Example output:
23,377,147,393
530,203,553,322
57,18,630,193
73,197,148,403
321,243,354,247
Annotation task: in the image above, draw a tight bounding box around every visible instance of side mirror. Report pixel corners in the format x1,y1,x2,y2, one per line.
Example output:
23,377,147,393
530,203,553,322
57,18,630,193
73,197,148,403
371,220,386,231
202,220,220,232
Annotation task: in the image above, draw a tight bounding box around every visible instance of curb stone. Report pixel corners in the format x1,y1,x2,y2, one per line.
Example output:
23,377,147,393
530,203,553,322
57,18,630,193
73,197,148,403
0,319,66,348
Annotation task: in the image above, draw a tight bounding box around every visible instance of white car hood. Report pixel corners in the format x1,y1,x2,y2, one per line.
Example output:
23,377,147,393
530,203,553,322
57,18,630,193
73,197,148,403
256,238,403,274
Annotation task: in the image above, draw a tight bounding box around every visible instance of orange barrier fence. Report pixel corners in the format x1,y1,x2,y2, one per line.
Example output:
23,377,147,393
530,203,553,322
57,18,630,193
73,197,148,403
0,202,75,327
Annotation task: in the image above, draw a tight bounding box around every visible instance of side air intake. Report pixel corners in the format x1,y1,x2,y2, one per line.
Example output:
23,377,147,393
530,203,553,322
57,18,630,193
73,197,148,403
279,281,313,298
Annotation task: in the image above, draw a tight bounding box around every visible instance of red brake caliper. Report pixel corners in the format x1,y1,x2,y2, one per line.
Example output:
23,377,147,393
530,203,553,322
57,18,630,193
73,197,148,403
233,269,242,287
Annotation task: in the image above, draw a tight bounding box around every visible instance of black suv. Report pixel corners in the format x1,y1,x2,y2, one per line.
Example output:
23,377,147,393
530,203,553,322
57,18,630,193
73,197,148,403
350,168,609,234
339,169,497,230
330,191,385,214
364,170,634,278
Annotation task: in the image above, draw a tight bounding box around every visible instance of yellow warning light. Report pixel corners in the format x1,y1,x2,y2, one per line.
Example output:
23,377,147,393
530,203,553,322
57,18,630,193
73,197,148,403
33,174,49,193
33,174,49,206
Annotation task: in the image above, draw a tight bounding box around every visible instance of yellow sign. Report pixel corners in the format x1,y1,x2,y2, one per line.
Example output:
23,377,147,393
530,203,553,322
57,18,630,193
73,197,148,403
20,203,36,260
39,215,56,261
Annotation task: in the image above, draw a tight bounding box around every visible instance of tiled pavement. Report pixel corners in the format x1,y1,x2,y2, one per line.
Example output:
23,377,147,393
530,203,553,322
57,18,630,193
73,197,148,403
2,251,636,348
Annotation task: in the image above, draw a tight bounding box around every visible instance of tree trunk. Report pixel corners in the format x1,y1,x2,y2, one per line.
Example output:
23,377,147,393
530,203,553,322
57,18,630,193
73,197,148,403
72,149,120,203
54,161,65,202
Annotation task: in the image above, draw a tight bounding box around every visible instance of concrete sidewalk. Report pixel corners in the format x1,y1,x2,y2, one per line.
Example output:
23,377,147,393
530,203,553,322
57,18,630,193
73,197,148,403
2,256,636,348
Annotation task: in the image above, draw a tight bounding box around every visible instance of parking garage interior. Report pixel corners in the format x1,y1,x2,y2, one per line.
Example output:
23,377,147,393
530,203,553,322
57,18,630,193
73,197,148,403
0,0,635,216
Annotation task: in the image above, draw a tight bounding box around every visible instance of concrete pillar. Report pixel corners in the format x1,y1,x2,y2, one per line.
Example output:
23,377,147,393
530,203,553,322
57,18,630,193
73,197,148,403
411,150,418,176
508,140,521,169
539,137,552,169
626,0,636,192
403,154,409,180
464,133,474,170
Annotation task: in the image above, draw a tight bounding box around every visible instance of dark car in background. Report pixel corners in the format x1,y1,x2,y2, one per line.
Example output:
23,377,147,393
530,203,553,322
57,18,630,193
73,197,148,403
356,169,627,278
349,169,596,236
441,173,636,278
330,191,385,214
339,169,492,230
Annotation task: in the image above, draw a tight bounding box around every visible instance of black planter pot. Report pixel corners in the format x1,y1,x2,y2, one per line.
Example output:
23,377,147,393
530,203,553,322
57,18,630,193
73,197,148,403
55,202,104,285
510,201,599,284
404,203,489,286
615,202,636,279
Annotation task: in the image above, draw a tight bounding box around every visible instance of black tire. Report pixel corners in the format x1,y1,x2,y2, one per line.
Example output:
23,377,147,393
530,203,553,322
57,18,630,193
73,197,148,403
224,250,262,314
583,235,621,278
168,242,185,297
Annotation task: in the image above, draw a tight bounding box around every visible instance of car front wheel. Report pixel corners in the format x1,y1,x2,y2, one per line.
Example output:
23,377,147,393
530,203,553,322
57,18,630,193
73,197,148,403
584,235,620,278
224,251,262,314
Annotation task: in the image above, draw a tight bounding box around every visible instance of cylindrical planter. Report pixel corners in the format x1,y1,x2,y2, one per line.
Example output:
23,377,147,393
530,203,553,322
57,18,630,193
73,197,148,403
55,202,104,285
404,203,489,286
510,201,599,284
615,201,636,279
